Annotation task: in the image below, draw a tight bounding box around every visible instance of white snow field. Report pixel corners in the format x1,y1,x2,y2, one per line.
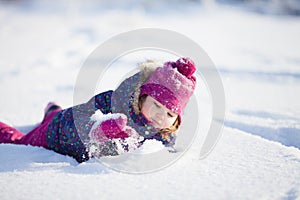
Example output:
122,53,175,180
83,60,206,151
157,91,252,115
0,1,300,199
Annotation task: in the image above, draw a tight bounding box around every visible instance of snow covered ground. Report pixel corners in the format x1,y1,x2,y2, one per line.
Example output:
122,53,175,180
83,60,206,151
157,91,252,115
0,0,300,199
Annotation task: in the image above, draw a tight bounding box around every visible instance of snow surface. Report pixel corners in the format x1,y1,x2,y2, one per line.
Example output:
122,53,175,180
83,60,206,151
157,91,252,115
0,0,300,199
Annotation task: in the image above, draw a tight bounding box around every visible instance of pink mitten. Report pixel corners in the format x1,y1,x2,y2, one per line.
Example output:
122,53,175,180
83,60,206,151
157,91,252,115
90,113,131,142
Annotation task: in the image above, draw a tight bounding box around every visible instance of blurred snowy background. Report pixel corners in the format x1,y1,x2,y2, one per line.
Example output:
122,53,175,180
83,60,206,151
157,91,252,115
0,0,300,199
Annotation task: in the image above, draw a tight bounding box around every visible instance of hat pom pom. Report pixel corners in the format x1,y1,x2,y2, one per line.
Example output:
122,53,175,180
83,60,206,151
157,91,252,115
175,57,196,78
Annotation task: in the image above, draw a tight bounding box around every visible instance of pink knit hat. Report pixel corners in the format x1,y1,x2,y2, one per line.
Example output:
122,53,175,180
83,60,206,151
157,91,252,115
139,57,197,121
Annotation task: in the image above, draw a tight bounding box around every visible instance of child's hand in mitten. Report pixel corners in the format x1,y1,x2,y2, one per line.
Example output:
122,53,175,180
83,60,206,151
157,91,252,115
90,113,133,142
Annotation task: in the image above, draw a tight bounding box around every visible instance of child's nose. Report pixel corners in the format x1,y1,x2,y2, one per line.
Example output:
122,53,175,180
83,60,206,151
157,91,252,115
155,110,166,121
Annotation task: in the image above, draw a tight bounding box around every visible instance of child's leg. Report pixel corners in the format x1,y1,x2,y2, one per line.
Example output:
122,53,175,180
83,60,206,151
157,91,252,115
14,106,62,148
0,103,62,148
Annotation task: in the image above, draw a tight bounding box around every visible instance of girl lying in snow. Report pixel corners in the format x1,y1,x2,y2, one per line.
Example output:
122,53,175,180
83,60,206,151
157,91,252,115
0,57,197,163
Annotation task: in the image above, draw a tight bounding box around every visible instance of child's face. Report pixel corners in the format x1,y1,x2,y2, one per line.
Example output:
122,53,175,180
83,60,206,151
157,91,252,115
141,95,178,129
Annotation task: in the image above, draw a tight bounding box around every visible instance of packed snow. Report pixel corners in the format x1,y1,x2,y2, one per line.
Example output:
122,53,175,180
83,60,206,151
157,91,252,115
0,0,300,199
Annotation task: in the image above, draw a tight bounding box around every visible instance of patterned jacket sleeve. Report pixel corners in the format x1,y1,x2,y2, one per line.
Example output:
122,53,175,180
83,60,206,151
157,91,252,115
75,90,113,115
82,90,144,158
46,90,116,163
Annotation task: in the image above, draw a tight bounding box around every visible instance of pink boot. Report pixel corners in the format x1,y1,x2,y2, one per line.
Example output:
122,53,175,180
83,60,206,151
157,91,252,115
0,122,24,144
44,102,61,118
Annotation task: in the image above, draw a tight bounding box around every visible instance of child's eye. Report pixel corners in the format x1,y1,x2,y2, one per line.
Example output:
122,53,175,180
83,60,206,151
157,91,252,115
154,102,160,108
167,113,174,118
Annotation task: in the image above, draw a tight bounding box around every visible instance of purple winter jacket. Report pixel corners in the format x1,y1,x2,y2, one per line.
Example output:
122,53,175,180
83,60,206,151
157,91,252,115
46,72,176,163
